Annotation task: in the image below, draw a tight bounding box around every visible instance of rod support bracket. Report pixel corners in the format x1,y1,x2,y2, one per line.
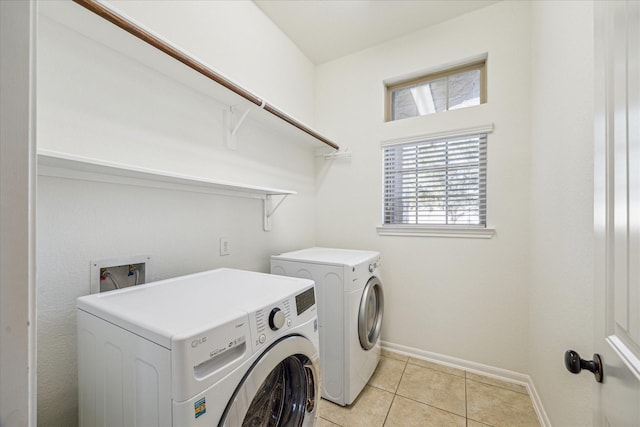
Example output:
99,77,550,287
222,101,267,149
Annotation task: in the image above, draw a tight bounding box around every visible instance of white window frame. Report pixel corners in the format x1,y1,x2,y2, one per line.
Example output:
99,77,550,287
377,124,495,239
385,60,487,122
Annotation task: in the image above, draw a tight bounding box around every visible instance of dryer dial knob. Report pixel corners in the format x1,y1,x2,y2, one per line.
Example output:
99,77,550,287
369,263,375,273
269,308,285,330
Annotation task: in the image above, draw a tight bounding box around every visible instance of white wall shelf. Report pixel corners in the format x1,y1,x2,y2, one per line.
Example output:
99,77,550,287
38,150,295,231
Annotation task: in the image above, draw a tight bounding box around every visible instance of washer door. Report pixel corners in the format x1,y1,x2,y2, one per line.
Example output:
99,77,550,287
358,276,384,350
219,335,319,427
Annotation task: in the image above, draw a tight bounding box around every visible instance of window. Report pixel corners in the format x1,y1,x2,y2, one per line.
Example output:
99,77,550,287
386,61,486,121
382,132,487,227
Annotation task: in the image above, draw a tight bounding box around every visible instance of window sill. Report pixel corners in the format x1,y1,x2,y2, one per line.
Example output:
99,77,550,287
376,225,495,239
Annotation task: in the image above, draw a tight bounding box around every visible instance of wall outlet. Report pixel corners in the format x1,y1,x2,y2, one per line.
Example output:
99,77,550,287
220,237,230,256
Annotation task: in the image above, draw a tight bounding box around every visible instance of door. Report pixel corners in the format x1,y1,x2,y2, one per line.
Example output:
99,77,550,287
219,335,319,427
358,277,384,350
594,1,640,424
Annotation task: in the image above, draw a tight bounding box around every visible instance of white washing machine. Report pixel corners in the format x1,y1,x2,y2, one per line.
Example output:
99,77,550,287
271,247,384,406
76,268,320,427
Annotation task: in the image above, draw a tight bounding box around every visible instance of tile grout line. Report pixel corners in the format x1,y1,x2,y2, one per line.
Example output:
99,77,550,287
381,394,397,427
393,393,469,420
404,359,466,378
381,358,409,426
465,370,468,427
318,415,339,427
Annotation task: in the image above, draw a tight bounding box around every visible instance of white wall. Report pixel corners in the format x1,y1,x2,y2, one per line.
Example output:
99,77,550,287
36,2,317,425
529,2,594,425
314,1,533,373
1,1,37,425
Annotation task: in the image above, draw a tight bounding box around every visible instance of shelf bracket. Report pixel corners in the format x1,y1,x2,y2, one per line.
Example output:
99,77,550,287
222,101,266,150
263,194,289,231
231,107,251,137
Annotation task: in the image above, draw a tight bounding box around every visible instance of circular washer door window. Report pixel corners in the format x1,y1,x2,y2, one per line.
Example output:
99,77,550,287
220,335,319,427
242,355,312,426
358,276,384,350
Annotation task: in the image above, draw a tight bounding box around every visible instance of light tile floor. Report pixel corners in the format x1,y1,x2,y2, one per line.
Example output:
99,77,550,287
317,350,540,427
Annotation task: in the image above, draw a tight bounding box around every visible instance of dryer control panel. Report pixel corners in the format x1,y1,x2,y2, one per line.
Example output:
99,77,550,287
368,259,381,273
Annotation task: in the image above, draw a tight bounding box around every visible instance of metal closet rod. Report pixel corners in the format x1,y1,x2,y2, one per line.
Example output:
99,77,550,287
72,0,339,151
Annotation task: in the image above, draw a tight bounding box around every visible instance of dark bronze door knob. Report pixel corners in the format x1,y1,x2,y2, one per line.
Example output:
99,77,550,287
564,350,603,383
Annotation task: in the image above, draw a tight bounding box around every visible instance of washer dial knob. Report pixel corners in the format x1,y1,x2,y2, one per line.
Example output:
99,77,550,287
269,308,286,330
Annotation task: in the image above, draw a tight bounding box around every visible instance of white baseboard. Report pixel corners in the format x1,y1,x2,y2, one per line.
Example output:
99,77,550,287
380,341,552,427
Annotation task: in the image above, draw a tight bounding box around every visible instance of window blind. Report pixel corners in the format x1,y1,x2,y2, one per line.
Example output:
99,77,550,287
383,133,487,226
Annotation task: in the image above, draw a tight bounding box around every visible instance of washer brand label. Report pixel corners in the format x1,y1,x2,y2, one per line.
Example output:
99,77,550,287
194,397,206,419
191,336,207,348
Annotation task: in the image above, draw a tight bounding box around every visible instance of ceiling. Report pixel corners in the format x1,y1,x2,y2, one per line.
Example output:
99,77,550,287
254,0,500,65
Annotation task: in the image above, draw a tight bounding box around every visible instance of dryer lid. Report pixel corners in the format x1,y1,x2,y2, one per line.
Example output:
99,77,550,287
272,247,380,267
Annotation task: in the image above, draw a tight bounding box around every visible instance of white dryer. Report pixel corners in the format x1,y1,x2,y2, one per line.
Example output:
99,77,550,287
271,247,384,406
76,268,320,427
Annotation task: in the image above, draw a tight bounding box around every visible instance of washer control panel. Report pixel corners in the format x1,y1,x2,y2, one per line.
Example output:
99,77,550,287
249,285,316,351
269,308,286,330
252,297,292,349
